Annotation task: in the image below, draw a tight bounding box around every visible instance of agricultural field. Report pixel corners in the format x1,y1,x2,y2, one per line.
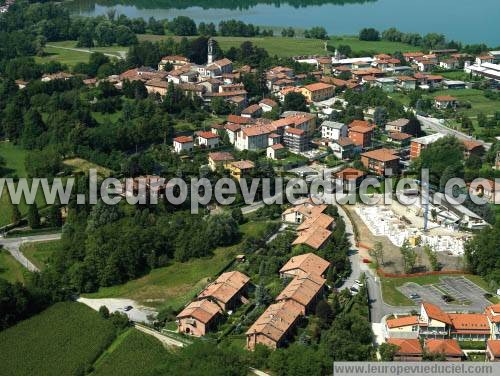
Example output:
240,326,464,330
0,249,27,283
83,221,274,311
92,329,170,376
0,302,117,376
21,240,62,270
138,34,419,57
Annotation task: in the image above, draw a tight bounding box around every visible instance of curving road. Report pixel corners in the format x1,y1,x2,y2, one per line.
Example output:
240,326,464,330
0,233,62,272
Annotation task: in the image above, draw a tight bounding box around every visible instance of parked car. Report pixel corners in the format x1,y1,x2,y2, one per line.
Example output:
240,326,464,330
409,293,420,299
124,305,133,311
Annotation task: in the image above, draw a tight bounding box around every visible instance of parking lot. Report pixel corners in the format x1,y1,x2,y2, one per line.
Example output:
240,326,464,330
397,276,492,312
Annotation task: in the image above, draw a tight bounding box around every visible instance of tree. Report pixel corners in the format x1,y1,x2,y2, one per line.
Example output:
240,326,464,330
368,241,385,267
99,305,110,319
169,16,197,36
231,207,245,224
400,240,417,274
10,202,21,225
27,204,41,229
283,92,308,112
373,106,388,127
379,343,398,361
359,28,380,41
316,300,333,329
424,245,439,271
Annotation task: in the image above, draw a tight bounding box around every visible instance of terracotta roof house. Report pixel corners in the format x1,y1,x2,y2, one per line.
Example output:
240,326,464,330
259,98,278,112
196,131,220,149
387,338,423,361
434,95,458,110
348,119,372,129
173,136,194,154
449,313,490,341
176,299,223,337
227,114,255,125
300,82,334,102
388,132,413,146
296,213,334,232
228,160,255,180
462,139,484,158
208,152,235,171
334,167,366,190
196,271,250,311
360,148,400,176
241,104,263,118
281,202,327,225
292,227,332,250
487,340,500,361
246,300,303,350
279,253,330,279
386,118,411,134
275,273,326,314
424,339,463,361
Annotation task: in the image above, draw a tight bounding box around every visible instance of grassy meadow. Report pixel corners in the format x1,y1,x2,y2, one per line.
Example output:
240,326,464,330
0,250,27,283
21,240,62,270
83,221,274,310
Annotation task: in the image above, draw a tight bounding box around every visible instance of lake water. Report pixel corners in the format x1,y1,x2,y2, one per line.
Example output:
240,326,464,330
68,0,500,46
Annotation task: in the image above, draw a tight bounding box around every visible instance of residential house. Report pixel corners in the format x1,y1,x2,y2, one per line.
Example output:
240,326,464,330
462,140,484,158
469,179,500,204
246,300,302,350
275,273,326,315
284,127,308,153
361,148,400,176
235,124,271,151
387,338,423,361
329,137,358,160
280,112,317,137
434,95,458,110
419,302,452,338
349,125,374,149
375,77,396,92
208,152,235,171
259,98,278,113
158,55,190,71
279,252,330,279
196,131,220,149
196,271,250,311
386,316,420,339
281,201,327,224
267,144,286,160
410,133,446,159
176,299,223,337
417,60,437,72
386,118,411,134
145,79,169,96
241,104,263,118
388,132,413,147
449,313,491,341
173,136,194,153
321,121,347,141
227,160,255,180
396,76,417,91
424,339,463,361
334,167,367,191
486,304,500,340
443,80,466,90
299,82,335,102
224,123,241,145
487,340,500,361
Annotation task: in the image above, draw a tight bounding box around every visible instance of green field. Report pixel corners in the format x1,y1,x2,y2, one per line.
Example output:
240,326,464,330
138,34,419,57
430,89,500,118
381,274,495,306
0,302,117,376
92,329,170,376
36,41,126,67
63,157,112,177
0,250,27,283
84,221,272,310
0,142,46,227
21,240,62,270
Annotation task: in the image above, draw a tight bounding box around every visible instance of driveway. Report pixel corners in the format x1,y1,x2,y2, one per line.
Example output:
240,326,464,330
0,233,62,272
78,297,157,324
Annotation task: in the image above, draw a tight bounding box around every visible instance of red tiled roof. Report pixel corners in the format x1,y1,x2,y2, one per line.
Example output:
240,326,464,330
361,148,400,162
349,120,372,128
174,136,193,144
280,253,330,276
387,338,423,355
425,339,463,357
386,315,419,329
389,132,413,141
335,167,366,180
435,95,457,102
227,115,254,125
303,82,334,92
422,302,452,325
198,131,219,139
285,127,305,136
487,340,500,357
208,152,234,162
449,313,490,334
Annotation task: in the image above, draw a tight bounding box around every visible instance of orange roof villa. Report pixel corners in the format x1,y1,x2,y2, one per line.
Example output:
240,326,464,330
279,252,330,278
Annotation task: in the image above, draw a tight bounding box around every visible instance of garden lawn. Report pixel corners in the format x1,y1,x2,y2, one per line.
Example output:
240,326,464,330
21,240,62,270
0,250,26,283
0,302,117,376
92,329,170,376
380,274,494,306
83,221,272,310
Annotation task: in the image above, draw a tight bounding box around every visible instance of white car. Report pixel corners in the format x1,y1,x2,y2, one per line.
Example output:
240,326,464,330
354,279,364,287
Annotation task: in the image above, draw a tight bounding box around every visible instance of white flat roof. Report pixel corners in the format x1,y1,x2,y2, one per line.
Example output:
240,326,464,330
333,57,374,65
412,132,446,145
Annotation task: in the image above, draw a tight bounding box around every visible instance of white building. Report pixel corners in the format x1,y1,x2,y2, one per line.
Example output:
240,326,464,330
173,136,194,153
321,121,347,141
197,131,220,149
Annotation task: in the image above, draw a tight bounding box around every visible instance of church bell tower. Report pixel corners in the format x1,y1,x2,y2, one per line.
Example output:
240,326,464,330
207,38,214,65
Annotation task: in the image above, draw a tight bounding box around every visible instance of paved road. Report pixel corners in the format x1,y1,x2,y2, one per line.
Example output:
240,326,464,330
417,115,492,150
0,233,62,272
135,323,186,348
78,297,157,324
